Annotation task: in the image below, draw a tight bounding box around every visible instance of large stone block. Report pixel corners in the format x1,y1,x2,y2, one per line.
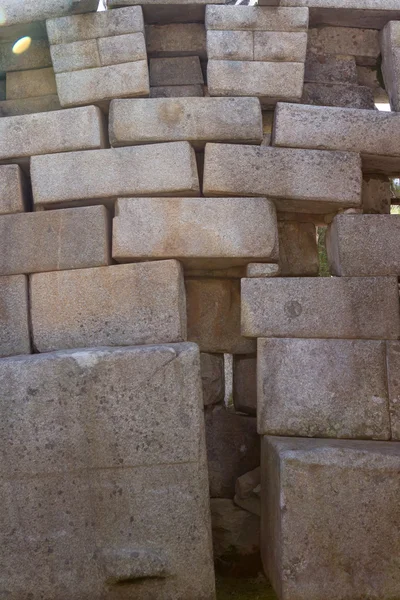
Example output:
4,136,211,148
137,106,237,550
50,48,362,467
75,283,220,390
112,197,278,268
262,436,400,600
31,142,200,209
6,67,57,100
0,0,98,26
0,206,110,276
50,39,100,73
150,85,204,98
205,6,309,32
186,278,256,354
150,57,204,86
0,165,28,215
301,83,375,109
362,175,392,214
307,26,380,65
387,341,400,440
203,143,362,214
200,353,225,407
30,260,186,352
109,97,262,149
0,274,30,358
254,32,308,62
98,33,147,66
273,102,400,174
207,31,254,61
0,40,51,73
233,355,257,416
305,53,358,84
0,105,105,161
278,221,319,276
146,23,206,59
382,21,400,111
0,343,216,599
241,277,400,340
258,338,390,439
0,95,62,117
357,66,388,103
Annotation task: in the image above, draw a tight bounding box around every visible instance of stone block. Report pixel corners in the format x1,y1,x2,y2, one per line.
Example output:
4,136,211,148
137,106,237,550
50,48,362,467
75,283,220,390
0,274,30,358
205,406,260,498
150,57,204,86
30,260,186,352
207,31,253,61
305,53,358,84
109,97,262,149
200,353,225,406
0,40,51,72
55,61,150,107
109,0,221,25
327,214,400,276
307,26,380,65
0,0,98,26
246,263,281,277
6,68,56,100
146,24,206,59
0,165,28,215
262,436,400,600
186,278,256,354
0,206,110,276
235,467,261,499
207,61,304,105
258,338,390,439
46,6,144,45
0,105,105,161
273,103,400,174
387,341,400,440
233,355,257,416
203,143,362,214
254,32,308,62
382,21,400,111
205,6,309,32
150,85,204,98
98,32,147,66
50,39,101,73
31,142,200,208
362,175,392,214
301,82,375,109
0,95,62,117
357,66,387,103
278,222,319,276
241,276,400,340
0,343,216,599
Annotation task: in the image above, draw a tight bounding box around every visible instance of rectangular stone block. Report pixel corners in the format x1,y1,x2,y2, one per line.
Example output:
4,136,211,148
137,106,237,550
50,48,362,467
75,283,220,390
0,343,215,599
305,53,358,84
382,21,400,111
205,6,309,32
357,66,387,103
6,68,57,100
0,0,98,26
31,260,186,352
146,23,206,59
307,26,380,65
254,32,308,62
0,206,110,276
0,40,51,73
0,274,30,358
109,97,262,149
0,165,28,215
112,197,278,269
246,263,280,278
273,103,400,174
241,277,400,340
186,278,256,354
150,57,204,86
233,355,257,416
207,31,253,61
278,221,319,276
362,175,392,214
50,39,101,73
201,353,225,407
0,105,105,161
262,436,400,600
258,338,390,439
0,95,62,118
98,33,147,66
31,142,200,208
203,143,362,214
387,341,400,440
150,85,204,98
301,82,375,109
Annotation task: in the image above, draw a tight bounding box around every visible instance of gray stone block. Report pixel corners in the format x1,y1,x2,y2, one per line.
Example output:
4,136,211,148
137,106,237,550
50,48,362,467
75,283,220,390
207,30,253,61
357,66,388,103
305,53,358,84
6,67,57,100
201,353,225,406
146,23,206,59
150,85,204,98
205,5,309,31
246,263,281,278
0,95,62,117
150,57,204,86
362,175,392,214
0,165,28,215
0,40,51,73
382,21,400,111
307,25,380,65
278,221,319,276
241,276,400,340
233,355,257,416
0,274,30,358
98,32,147,65
31,260,186,352
50,39,101,73
387,341,400,440
254,32,308,62
302,83,375,109
0,0,98,26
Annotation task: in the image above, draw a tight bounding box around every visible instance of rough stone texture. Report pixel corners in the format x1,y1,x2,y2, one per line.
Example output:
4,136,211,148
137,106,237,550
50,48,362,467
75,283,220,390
262,436,400,600
205,405,260,498
307,26,380,65
98,32,147,66
278,221,319,276
235,467,261,499
6,68,57,100
30,260,186,352
0,343,216,599
0,80,5,101
258,338,390,439
0,0,98,26
146,23,206,59
203,143,362,213
205,6,309,31
186,278,256,354
273,103,400,174
357,66,388,103
254,32,308,62
109,0,221,25
200,353,225,406
327,214,400,276
387,342,400,440
112,197,278,269
302,83,375,109
0,165,28,215
0,274,30,358
55,61,150,107
246,263,281,277
150,57,204,86
0,106,105,161
362,175,392,214
0,206,111,276
150,85,204,98
0,40,51,73
207,61,305,105
241,277,400,340
0,95,62,117
50,39,100,73
305,53,358,83
109,97,263,149
233,355,257,416
31,142,200,208
382,21,400,111
207,31,253,61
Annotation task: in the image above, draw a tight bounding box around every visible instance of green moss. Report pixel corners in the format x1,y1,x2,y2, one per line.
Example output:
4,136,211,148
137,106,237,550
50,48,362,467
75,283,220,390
216,575,278,600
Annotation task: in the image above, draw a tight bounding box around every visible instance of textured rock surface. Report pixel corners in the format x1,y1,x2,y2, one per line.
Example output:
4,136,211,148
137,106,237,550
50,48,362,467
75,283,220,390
301,83,375,109
254,32,308,62
146,23,206,58
201,353,225,406
150,85,204,98
0,274,30,358
150,56,204,86
50,39,101,73
381,21,400,111
246,263,281,277
0,0,98,26
205,5,309,31
307,25,380,65
362,176,392,214
31,260,186,352
387,342,400,440
278,221,319,276
0,165,27,215
98,32,147,65
207,30,254,61
305,53,358,83
0,95,62,117
0,40,51,72
6,68,57,100
233,355,257,416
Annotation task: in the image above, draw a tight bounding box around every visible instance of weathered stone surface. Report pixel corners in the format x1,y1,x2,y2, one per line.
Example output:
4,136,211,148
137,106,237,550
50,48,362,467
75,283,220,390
205,6,309,31
98,32,147,66
207,61,304,105
150,85,204,98
0,40,51,73
0,105,105,161
203,143,362,213
254,32,308,62
258,338,390,439
362,175,392,214
357,66,388,103
205,405,260,498
113,197,277,268
234,495,261,518
0,165,27,215
233,355,257,416
31,260,186,352
0,206,110,276
0,80,5,101
150,57,204,86
0,274,30,358
302,83,375,109
327,214,400,276
50,39,100,73
241,277,400,339
109,0,221,25
31,142,200,208
0,95,62,117
0,343,216,599
109,97,262,149
201,353,225,406
307,26,380,65
246,263,281,277
235,467,261,499
382,21,400,111
273,103,400,174
146,23,206,59
387,342,400,440
305,53,358,83
0,0,98,26
6,68,57,100
207,30,253,61
262,436,400,600
278,221,319,276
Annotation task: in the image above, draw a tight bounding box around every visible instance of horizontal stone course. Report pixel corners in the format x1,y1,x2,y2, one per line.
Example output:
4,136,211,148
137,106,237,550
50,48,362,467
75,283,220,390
205,6,309,31
0,0,98,26
301,82,375,109
0,165,27,215
150,57,204,86
0,95,62,118
50,39,100,73
207,31,253,61
254,32,308,62
6,68,57,100
307,25,380,65
305,53,358,84
146,23,206,59
98,32,146,65
0,40,51,73
0,274,30,358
